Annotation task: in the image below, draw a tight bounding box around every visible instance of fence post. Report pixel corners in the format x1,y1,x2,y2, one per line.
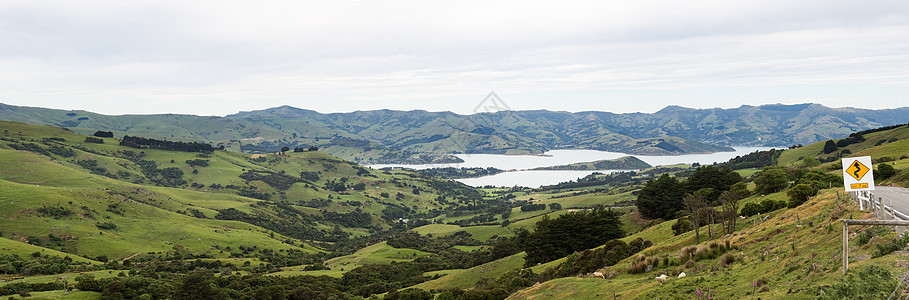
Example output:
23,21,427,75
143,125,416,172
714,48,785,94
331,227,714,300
843,222,849,275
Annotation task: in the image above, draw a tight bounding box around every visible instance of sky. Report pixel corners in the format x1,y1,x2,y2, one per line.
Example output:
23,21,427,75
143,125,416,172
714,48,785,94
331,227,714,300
1,0,908,116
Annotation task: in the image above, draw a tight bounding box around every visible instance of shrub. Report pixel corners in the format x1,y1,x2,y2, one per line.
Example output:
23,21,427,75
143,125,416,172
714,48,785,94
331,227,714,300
672,218,691,235
678,246,697,263
877,163,896,180
93,131,114,138
741,199,787,217
817,265,895,299
185,159,209,167
787,184,818,208
626,254,649,274
856,226,890,246
95,222,118,230
719,252,735,265
872,232,909,258
84,137,104,144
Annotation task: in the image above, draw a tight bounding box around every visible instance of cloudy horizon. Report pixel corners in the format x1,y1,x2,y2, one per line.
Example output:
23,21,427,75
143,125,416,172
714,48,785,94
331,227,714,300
2,0,908,116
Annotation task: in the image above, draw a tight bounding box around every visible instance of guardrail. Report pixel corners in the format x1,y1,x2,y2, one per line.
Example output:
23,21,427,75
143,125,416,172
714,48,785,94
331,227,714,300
848,190,908,221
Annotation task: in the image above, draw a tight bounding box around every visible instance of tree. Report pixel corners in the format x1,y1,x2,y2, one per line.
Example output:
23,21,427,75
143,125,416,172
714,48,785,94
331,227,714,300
175,272,221,300
683,191,708,244
754,166,790,194
636,174,685,220
787,183,818,207
85,137,104,144
823,140,838,154
684,166,742,204
280,146,290,153
523,206,624,265
878,163,896,180
93,131,114,138
308,146,319,151
548,203,562,210
720,182,748,234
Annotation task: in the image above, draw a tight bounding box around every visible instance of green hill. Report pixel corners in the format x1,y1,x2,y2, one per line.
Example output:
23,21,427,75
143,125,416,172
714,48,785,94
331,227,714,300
509,190,906,299
1,119,907,299
0,120,495,265
533,156,651,170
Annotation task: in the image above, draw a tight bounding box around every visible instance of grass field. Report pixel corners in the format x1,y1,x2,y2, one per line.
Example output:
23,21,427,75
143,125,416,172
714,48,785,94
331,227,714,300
269,241,431,278
0,237,99,264
0,178,316,260
4,290,101,300
412,224,513,241
510,189,909,299
413,252,527,290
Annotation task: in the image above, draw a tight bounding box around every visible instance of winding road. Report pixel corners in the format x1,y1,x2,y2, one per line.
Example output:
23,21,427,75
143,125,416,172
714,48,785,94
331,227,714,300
873,186,909,220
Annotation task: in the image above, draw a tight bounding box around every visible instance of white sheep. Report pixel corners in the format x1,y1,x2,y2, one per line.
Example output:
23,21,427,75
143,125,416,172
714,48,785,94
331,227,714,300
592,272,605,279
678,272,686,278
655,274,669,285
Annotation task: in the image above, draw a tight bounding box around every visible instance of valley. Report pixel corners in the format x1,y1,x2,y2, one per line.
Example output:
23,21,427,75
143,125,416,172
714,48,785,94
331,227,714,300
0,117,907,299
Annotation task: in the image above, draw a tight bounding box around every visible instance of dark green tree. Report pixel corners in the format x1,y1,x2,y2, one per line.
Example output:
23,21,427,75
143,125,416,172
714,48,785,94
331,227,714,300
174,272,221,300
787,183,818,207
636,174,685,220
878,163,896,180
523,206,624,265
684,165,742,204
823,140,838,154
754,166,790,194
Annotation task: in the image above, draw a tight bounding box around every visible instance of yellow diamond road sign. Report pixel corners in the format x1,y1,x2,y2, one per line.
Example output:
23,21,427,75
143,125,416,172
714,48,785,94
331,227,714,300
845,159,869,181
842,156,874,192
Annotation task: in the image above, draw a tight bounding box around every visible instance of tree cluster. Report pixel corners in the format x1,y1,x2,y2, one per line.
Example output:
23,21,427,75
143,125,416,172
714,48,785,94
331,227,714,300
519,206,625,265
120,135,214,153
93,130,114,138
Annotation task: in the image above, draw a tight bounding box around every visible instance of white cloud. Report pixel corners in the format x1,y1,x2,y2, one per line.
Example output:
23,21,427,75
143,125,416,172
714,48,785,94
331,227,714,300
0,0,908,115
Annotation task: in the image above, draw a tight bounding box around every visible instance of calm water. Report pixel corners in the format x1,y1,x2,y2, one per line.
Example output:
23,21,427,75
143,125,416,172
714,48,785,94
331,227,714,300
369,147,774,188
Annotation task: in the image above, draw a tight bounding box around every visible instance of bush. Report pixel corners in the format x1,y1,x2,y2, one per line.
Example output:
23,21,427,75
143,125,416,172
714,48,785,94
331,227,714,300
872,232,909,258
817,265,895,299
626,254,648,274
741,199,786,217
877,163,896,180
719,252,735,265
84,137,104,144
787,184,818,207
678,245,697,263
672,218,690,235
520,203,546,212
93,131,114,138
185,159,209,167
822,140,838,154
95,222,118,230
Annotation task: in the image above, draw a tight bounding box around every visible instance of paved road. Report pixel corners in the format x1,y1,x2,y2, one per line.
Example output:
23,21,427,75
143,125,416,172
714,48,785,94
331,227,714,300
875,186,909,219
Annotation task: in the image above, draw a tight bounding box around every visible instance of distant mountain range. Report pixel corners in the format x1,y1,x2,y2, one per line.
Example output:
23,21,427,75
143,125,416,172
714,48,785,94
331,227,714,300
1,102,906,163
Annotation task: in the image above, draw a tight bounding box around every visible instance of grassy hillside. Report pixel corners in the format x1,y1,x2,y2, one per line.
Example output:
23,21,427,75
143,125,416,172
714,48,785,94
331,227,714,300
1,119,906,299
779,123,909,166
0,120,490,242
510,189,907,299
533,156,651,170
2,103,789,164
413,252,527,291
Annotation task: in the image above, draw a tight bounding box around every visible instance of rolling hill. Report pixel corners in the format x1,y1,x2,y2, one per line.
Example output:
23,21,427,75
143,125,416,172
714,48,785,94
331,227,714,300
16,102,908,164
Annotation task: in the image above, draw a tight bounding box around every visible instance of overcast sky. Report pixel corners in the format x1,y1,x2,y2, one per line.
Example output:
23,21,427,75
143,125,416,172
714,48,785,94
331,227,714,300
1,0,908,116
